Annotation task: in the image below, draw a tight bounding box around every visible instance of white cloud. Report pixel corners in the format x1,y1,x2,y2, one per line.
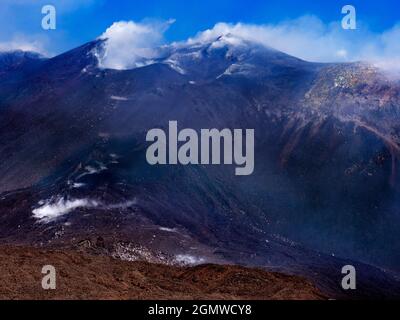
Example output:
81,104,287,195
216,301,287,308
187,17,400,73
0,36,48,55
187,17,353,62
96,20,175,70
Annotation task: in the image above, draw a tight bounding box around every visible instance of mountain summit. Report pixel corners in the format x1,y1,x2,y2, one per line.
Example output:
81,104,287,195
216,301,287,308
0,36,400,299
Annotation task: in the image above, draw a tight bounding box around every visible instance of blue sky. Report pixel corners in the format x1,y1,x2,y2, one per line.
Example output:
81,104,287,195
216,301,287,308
0,0,399,65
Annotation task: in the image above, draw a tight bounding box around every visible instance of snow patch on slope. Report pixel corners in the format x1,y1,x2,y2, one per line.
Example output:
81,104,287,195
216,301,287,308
111,95,128,101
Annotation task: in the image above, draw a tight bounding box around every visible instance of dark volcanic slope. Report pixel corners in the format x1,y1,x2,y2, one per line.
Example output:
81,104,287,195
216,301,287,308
0,35,400,299
0,246,325,300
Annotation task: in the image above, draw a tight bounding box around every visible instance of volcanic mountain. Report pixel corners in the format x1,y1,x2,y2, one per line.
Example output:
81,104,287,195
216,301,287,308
0,34,400,299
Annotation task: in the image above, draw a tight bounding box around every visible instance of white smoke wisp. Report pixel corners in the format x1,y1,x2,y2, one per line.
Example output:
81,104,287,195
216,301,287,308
32,197,137,223
96,19,175,70
32,198,99,223
175,254,205,266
